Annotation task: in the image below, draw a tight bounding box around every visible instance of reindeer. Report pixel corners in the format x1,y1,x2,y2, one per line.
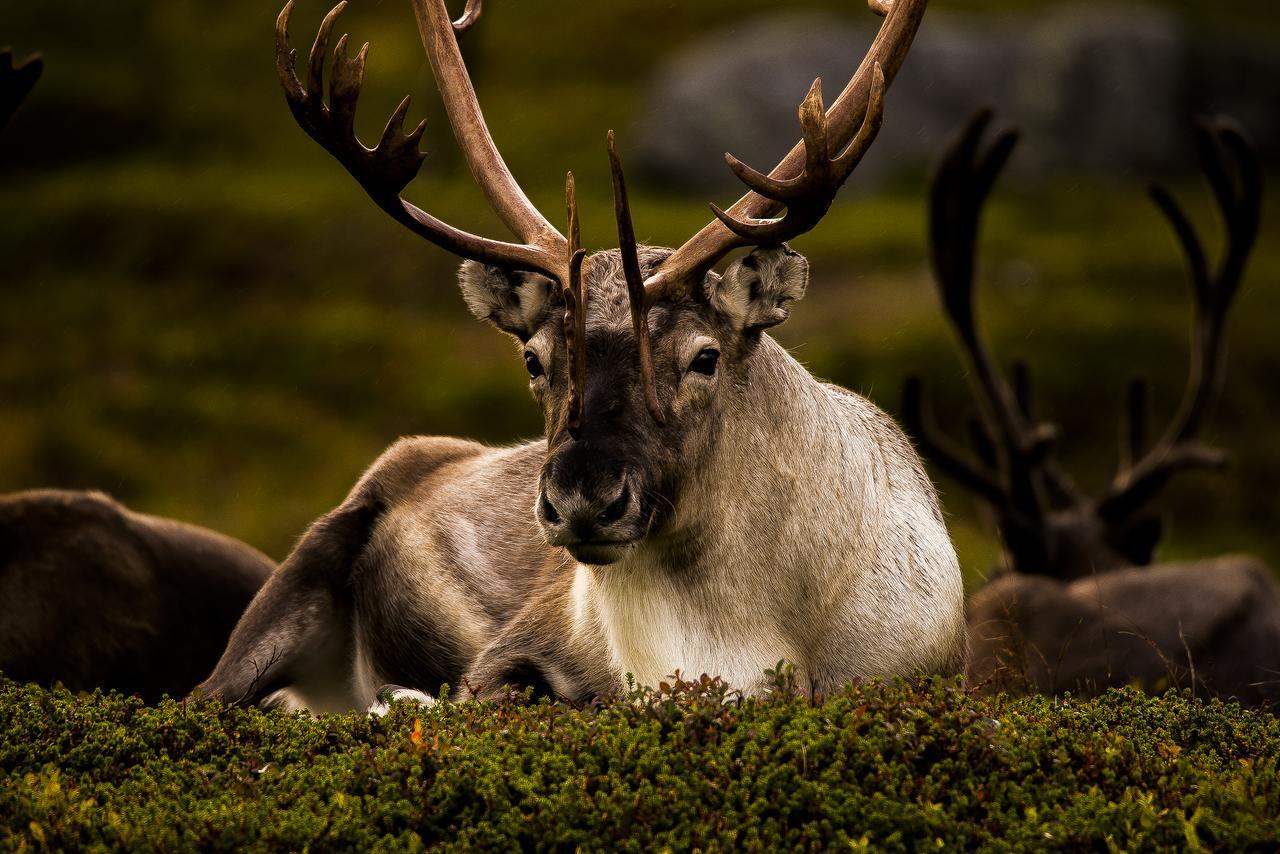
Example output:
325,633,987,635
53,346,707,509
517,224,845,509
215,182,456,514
0,50,276,701
905,111,1279,705
196,0,964,712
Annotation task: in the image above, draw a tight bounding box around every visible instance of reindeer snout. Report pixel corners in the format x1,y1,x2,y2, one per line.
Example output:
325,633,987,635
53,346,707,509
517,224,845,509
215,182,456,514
537,468,642,565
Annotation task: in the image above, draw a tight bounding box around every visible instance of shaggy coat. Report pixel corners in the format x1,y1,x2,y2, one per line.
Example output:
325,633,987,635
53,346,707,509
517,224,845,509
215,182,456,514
198,247,966,711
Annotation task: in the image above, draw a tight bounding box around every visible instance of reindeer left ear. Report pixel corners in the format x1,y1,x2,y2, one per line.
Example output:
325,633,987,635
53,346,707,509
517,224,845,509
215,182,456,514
710,246,809,332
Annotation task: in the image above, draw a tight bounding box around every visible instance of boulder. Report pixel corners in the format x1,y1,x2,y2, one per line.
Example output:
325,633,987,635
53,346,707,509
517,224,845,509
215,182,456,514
630,5,1279,187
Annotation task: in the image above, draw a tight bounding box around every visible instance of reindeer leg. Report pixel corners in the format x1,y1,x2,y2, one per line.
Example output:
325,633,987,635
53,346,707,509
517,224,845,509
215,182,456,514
192,495,385,710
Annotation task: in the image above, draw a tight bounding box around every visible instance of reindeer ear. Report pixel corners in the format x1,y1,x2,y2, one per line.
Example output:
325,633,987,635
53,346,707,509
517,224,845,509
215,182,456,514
711,246,809,332
457,261,558,340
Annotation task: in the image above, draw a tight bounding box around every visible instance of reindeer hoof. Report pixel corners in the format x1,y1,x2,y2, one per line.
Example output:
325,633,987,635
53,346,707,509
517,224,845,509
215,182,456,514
368,684,436,716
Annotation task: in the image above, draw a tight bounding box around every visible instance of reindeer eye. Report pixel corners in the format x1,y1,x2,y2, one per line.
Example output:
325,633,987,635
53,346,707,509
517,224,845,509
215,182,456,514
688,348,720,377
524,351,545,379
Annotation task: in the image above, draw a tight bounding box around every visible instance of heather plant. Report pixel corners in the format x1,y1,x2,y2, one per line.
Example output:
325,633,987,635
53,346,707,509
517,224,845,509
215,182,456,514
1,674,1277,850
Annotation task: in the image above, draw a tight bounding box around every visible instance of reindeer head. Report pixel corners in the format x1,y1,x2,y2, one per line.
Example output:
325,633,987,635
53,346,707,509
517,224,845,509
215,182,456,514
457,244,810,563
275,0,927,564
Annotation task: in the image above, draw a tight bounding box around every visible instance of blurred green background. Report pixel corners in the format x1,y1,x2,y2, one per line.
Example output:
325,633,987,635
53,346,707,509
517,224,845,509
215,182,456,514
1,0,1276,588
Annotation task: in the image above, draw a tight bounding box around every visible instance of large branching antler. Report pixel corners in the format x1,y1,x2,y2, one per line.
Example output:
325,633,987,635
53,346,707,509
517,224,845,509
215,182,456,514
611,0,929,422
0,48,42,135
275,0,566,275
1098,117,1262,523
279,0,930,429
905,110,1263,577
275,0,587,427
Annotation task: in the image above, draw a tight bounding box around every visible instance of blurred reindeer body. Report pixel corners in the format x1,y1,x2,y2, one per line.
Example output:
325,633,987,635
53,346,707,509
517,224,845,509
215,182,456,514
0,490,274,702
968,555,1280,706
197,0,966,710
0,50,276,700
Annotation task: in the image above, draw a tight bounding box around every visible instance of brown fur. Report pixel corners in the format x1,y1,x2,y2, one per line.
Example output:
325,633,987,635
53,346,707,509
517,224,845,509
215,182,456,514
196,248,965,711
0,489,275,701
967,556,1280,707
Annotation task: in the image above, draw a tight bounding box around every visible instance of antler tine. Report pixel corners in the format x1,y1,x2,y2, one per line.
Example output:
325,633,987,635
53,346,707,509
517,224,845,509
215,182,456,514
0,48,43,134
275,1,566,279
1099,118,1261,523
901,377,1006,504
928,113,1033,454
709,65,886,245
563,172,587,437
451,0,483,34
1117,377,1149,475
929,109,1018,344
608,131,665,425
409,0,564,255
647,0,930,304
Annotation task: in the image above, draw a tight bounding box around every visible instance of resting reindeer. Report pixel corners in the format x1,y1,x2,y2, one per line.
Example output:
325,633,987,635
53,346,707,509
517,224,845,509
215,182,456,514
0,50,276,701
197,0,964,711
904,111,1279,705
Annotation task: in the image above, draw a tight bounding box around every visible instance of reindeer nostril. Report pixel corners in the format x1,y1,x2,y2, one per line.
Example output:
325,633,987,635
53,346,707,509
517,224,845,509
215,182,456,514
597,486,630,526
540,492,562,525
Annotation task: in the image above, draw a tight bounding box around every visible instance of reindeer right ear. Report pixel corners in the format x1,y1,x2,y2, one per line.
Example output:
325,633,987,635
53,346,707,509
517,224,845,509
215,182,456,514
458,261,559,341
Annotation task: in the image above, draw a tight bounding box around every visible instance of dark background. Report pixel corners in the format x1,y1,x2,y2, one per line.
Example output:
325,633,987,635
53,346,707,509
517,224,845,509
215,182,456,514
1,0,1276,587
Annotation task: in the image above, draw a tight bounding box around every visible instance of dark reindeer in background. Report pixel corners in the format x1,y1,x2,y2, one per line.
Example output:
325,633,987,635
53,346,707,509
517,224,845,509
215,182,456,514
906,111,1280,705
197,0,966,712
0,49,276,702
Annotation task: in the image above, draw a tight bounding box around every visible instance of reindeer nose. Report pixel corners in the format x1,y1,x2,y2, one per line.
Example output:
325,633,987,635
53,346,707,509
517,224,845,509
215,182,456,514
595,485,631,527
539,479,633,541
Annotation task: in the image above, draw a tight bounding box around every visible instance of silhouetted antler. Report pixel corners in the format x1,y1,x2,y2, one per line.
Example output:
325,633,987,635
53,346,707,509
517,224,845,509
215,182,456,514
0,48,42,134
905,110,1263,578
903,110,1076,555
1098,117,1262,524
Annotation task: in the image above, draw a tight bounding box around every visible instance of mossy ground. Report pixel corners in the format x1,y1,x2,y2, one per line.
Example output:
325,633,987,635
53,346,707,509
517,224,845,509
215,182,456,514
1,674,1277,851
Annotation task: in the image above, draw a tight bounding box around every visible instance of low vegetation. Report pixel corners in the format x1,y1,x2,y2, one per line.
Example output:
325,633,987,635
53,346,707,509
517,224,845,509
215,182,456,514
2,674,1277,850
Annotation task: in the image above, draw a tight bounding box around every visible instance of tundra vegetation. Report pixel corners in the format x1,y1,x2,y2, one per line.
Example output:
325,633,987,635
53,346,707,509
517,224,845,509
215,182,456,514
2,674,1279,850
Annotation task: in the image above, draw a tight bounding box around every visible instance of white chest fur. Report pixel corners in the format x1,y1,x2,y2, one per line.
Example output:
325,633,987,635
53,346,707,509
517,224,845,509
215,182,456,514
571,563,792,692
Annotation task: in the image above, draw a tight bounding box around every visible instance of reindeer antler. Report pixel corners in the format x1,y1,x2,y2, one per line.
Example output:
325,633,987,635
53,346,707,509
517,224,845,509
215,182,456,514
612,0,929,421
275,0,567,277
903,110,1076,546
1098,117,1262,524
0,48,43,134
905,110,1263,578
279,0,930,429
709,68,886,244
275,0,591,427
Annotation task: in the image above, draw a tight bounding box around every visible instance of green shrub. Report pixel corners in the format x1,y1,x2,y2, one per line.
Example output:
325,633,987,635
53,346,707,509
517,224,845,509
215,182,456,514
1,674,1277,851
